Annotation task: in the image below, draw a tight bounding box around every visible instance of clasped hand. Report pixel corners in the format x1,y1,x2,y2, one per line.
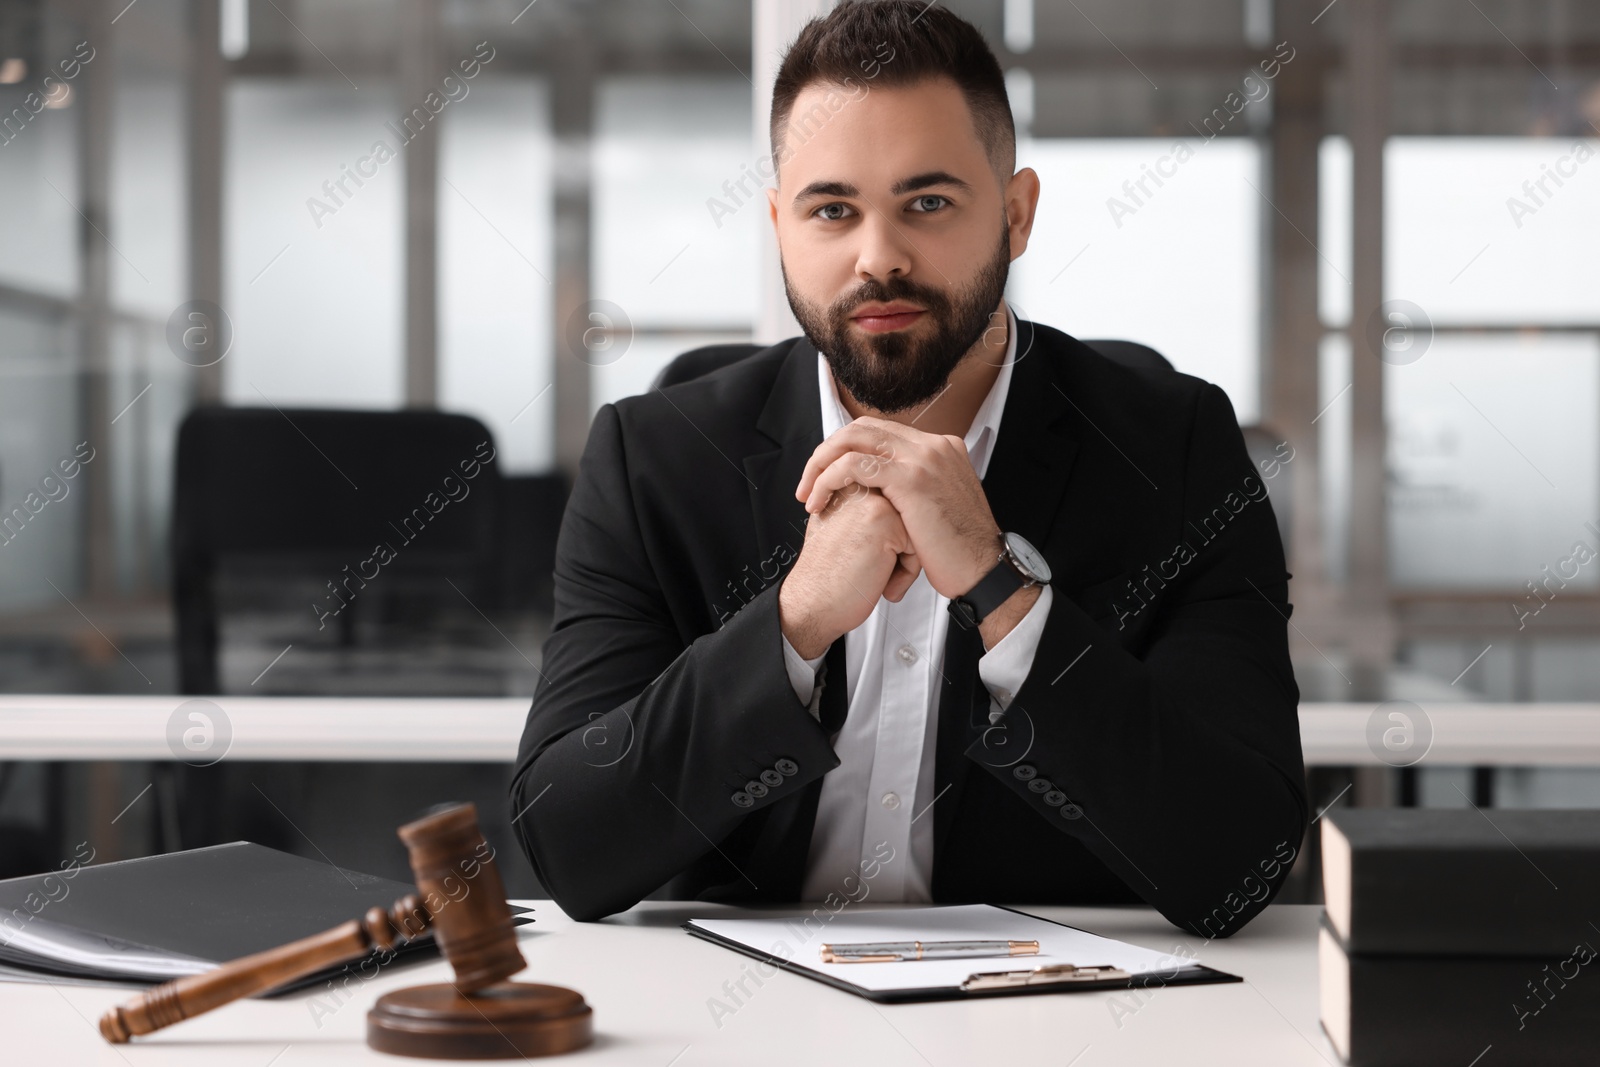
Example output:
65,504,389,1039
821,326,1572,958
776,416,1003,660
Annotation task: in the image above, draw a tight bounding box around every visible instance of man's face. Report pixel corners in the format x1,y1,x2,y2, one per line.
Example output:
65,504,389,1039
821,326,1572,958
767,76,1028,414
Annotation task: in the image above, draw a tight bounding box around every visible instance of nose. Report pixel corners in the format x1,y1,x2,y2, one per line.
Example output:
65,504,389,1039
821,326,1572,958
853,203,914,284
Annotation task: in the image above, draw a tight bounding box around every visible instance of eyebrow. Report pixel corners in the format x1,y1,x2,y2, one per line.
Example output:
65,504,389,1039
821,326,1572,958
791,179,856,203
791,170,975,204
895,170,975,196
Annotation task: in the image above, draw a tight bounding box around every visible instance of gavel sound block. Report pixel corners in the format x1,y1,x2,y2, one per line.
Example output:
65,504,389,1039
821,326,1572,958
98,803,592,1059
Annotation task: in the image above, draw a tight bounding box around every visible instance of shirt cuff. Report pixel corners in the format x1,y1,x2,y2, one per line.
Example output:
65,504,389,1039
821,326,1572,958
781,632,828,719
977,584,1054,724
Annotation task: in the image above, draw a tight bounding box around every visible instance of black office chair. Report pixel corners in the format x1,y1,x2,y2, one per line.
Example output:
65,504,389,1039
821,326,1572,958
497,471,569,613
650,343,769,390
172,407,505,696
163,407,518,862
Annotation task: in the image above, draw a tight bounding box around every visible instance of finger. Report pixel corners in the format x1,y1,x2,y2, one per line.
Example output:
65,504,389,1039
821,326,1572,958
804,451,899,513
807,455,901,513
795,432,864,503
814,482,881,525
795,421,908,501
882,551,922,602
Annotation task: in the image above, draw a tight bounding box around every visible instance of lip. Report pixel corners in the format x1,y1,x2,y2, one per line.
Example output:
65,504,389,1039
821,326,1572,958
850,302,926,333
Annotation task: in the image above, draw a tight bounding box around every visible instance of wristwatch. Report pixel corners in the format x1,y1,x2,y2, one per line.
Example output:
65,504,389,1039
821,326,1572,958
947,532,1052,630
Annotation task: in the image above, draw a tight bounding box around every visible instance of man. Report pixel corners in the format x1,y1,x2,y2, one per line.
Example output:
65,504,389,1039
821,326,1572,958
510,0,1306,936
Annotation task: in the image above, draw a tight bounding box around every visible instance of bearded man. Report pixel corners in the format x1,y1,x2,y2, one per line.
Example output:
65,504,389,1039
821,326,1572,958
510,0,1306,935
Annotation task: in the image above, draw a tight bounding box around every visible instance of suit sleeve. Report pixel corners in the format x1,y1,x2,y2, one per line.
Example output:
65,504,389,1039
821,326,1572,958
508,403,840,921
966,383,1308,937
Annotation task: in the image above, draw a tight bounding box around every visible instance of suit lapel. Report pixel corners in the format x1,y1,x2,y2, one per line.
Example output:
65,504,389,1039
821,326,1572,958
744,335,824,568
933,316,1081,863
978,317,1080,546
738,336,831,898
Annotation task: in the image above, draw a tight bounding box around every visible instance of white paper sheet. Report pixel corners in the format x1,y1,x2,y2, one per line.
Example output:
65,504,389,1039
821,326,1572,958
688,904,1204,993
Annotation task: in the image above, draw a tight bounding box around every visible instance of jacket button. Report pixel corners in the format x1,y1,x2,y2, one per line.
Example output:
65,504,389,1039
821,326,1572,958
745,781,768,799
775,758,799,776
1044,790,1067,806
1060,802,1083,820
760,769,783,788
732,791,753,808
1012,765,1037,781
1027,778,1052,794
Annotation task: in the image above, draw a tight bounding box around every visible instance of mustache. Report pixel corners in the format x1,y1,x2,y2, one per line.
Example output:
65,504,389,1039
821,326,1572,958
832,280,950,319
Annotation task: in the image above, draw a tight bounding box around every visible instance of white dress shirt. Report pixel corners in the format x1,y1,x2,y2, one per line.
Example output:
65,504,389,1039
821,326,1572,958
781,302,1055,903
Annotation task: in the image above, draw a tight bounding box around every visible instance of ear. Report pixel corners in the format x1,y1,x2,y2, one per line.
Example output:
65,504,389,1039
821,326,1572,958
1003,167,1041,261
766,185,784,249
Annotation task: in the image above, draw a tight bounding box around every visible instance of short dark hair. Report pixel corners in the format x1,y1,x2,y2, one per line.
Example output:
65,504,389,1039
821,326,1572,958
769,1,1015,183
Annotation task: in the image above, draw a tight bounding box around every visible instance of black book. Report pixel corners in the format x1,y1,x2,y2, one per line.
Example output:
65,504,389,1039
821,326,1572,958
1321,809,1600,956
1320,919,1600,1067
0,841,528,992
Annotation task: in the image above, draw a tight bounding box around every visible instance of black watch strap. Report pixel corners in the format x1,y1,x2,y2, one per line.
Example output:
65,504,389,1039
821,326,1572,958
947,555,1025,630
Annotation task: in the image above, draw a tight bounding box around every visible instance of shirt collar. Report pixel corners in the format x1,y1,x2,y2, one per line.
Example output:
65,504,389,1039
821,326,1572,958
815,302,1017,480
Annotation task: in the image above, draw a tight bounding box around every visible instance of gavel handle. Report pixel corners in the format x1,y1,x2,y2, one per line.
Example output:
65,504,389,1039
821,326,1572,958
99,895,429,1044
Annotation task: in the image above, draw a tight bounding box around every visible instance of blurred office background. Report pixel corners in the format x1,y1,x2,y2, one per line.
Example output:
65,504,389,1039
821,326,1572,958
1,0,1597,898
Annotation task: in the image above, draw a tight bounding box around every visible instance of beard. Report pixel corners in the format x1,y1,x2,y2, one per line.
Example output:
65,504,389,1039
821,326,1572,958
782,221,1012,414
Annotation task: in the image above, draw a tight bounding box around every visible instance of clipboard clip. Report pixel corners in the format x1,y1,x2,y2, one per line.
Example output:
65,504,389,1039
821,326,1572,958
961,962,1130,992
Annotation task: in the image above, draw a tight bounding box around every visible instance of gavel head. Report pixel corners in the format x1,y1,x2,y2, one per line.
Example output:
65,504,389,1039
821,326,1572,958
398,802,527,993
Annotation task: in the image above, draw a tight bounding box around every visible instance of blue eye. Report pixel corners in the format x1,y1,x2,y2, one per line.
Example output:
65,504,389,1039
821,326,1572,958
814,203,854,221
909,195,948,213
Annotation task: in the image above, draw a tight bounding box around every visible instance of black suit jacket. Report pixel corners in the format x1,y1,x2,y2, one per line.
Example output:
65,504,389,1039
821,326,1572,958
510,319,1308,931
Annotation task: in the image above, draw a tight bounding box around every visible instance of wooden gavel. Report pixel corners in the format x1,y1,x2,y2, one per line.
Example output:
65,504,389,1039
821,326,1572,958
99,802,592,1059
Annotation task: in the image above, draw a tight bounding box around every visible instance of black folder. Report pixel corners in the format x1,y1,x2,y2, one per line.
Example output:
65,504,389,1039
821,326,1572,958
0,841,530,993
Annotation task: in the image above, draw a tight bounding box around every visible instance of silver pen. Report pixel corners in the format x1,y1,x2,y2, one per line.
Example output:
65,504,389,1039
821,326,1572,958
819,939,1040,963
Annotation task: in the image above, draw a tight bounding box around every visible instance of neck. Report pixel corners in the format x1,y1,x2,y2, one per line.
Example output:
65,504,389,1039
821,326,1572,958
835,300,1009,437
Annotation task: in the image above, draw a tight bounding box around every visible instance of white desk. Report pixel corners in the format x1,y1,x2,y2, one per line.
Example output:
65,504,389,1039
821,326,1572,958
5,694,1600,766
0,695,530,762
3,900,1336,1066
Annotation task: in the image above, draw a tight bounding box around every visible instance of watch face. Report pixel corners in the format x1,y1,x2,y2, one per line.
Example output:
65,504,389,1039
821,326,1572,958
1003,532,1051,583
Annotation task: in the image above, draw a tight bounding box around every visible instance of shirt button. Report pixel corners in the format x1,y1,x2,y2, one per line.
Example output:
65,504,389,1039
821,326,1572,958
896,644,918,666
880,792,901,810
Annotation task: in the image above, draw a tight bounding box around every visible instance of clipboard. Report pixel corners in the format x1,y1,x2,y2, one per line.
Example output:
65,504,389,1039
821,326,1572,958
684,904,1240,1004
